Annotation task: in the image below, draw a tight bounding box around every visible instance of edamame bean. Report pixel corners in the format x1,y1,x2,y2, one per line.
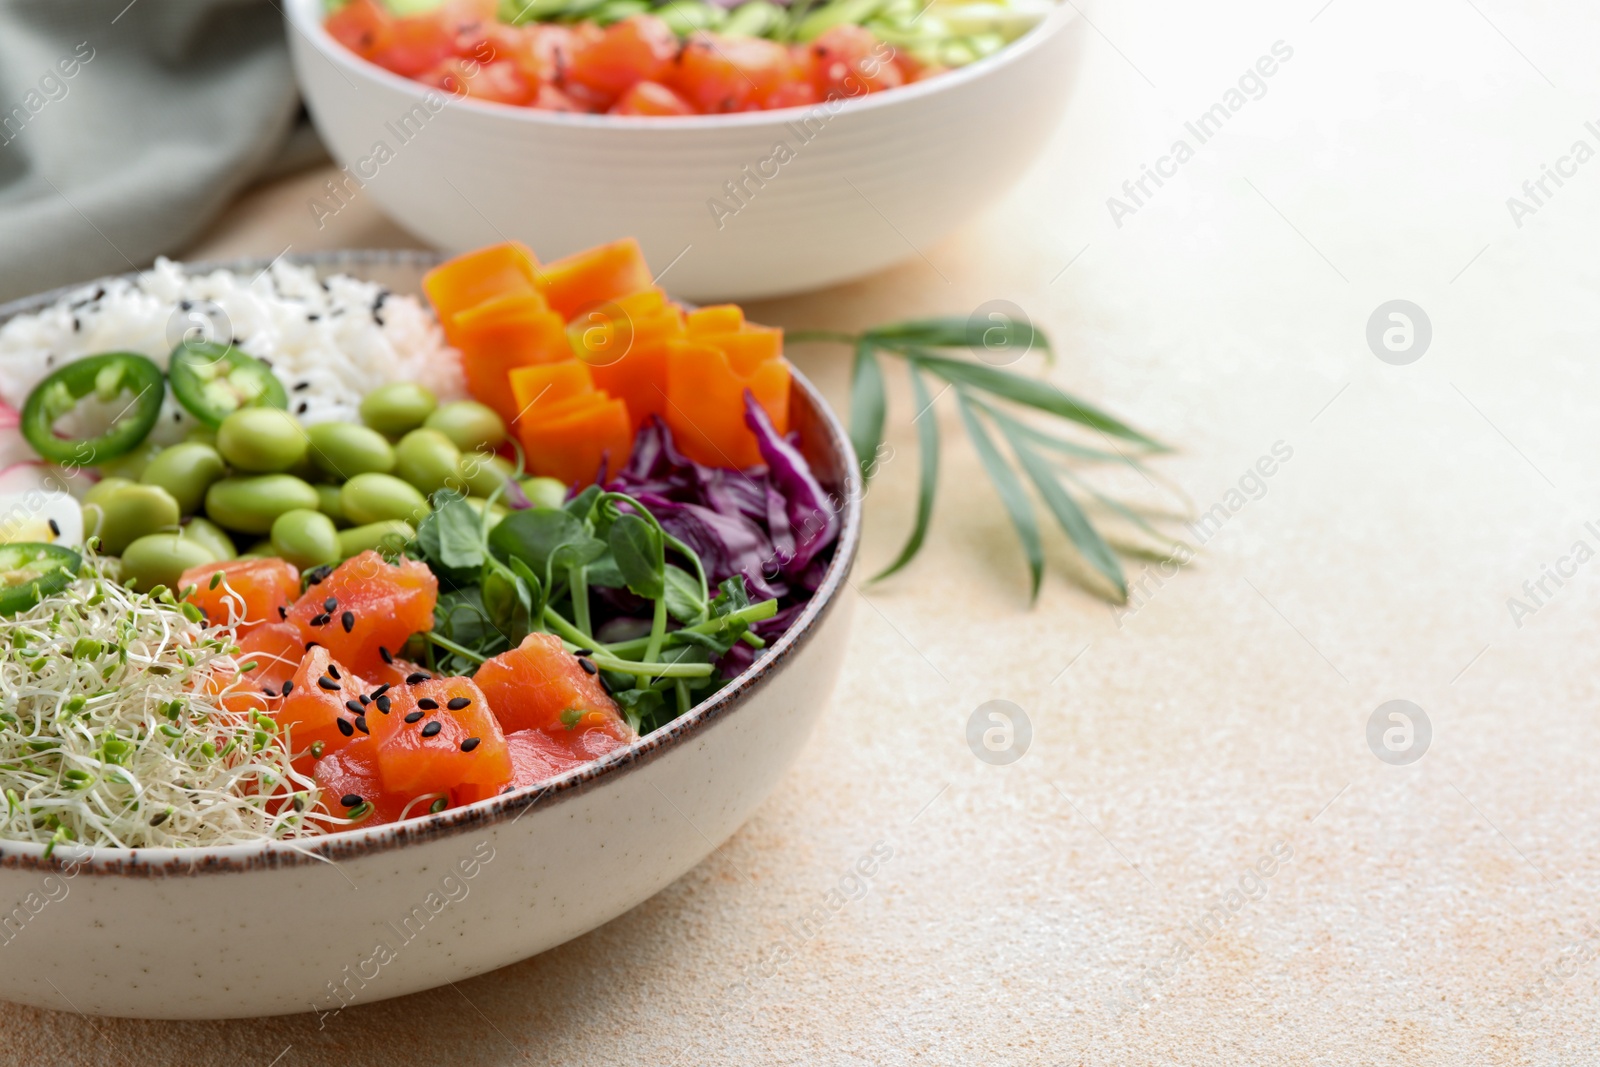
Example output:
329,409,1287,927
120,532,219,592
423,401,507,453
313,484,349,527
395,428,461,495
141,442,226,514
270,508,341,570
340,472,430,526
306,421,396,479
180,517,237,561
458,452,515,499
721,0,783,36
82,477,135,511
96,484,182,556
216,408,309,473
205,474,320,534
96,440,163,482
185,425,218,448
520,476,568,510
337,520,415,559
360,382,437,437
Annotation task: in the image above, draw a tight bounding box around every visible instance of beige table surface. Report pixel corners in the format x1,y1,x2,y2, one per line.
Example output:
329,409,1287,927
8,1,1600,1063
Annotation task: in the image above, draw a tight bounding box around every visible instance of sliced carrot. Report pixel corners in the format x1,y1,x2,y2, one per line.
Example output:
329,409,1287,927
685,305,743,335
695,324,783,374
423,242,542,337
535,238,653,320
585,306,686,429
507,360,595,421
517,392,633,486
664,340,790,468
452,299,571,422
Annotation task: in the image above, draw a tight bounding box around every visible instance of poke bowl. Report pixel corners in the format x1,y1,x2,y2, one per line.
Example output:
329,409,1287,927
284,0,1083,300
0,242,860,1018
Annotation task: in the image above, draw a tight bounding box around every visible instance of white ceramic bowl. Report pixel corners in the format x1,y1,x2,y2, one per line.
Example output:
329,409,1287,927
0,252,860,1019
284,0,1082,301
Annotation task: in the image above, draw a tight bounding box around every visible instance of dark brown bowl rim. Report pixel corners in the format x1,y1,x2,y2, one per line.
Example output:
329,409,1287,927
0,249,862,876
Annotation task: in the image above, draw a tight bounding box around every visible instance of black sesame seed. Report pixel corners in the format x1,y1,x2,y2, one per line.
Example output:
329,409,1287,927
417,698,438,710
277,605,288,620
340,793,362,808
323,597,337,612
574,648,593,657
47,518,60,537
150,811,169,826
341,611,355,633
309,613,330,627
327,663,341,679
375,695,391,714
307,313,320,322
305,565,332,586
336,717,355,737
305,641,320,651
420,721,442,738
358,693,370,706
355,715,369,735
379,646,394,665
446,697,471,711
372,683,390,697
404,711,424,724
317,676,340,691
345,700,363,714
262,685,278,697
281,679,294,696
293,380,312,391
296,401,309,415
579,658,598,675
406,672,428,685
460,737,481,752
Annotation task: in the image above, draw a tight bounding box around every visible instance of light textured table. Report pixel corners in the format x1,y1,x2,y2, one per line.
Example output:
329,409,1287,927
8,2,1600,1062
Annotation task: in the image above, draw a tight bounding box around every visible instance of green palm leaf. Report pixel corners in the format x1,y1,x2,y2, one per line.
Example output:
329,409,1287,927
956,390,1043,601
873,362,941,581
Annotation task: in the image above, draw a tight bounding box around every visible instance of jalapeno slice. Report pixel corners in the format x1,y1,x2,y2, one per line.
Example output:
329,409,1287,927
0,542,81,616
20,352,166,466
168,341,288,428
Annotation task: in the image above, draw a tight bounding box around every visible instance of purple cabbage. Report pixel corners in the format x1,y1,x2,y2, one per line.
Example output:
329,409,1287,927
606,407,840,619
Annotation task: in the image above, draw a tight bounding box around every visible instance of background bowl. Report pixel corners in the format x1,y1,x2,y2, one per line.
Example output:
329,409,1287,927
0,251,860,1019
284,0,1082,301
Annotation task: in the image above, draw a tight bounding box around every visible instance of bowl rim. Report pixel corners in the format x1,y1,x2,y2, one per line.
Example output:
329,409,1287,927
283,0,1079,132
0,249,862,876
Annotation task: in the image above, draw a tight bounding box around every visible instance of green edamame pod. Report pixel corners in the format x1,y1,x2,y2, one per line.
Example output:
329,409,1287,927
180,517,237,561
796,0,884,40
658,0,725,34
217,408,309,473
141,442,227,515
458,453,516,499
96,440,164,482
120,531,219,592
340,473,431,526
394,428,461,495
313,484,350,527
359,382,437,437
306,421,397,479
205,474,320,535
519,476,568,510
337,520,416,559
96,484,182,556
423,401,507,453
270,509,342,570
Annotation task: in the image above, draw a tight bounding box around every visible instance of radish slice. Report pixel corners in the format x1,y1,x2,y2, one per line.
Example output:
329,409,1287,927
0,490,82,547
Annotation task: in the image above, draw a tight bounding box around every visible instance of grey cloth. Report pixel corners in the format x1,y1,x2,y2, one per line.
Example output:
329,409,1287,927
0,0,318,302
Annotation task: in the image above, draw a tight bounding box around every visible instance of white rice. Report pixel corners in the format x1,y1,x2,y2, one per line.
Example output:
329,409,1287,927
0,257,464,445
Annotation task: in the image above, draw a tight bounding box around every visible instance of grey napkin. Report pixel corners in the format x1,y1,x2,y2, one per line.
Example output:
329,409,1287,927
0,0,317,302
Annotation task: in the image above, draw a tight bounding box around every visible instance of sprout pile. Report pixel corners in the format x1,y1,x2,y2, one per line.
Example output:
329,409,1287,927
0,557,326,853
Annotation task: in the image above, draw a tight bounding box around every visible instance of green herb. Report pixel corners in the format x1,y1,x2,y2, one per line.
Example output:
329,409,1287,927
792,317,1178,603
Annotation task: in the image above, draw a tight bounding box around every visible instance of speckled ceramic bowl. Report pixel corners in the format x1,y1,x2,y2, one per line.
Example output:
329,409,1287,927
0,252,860,1019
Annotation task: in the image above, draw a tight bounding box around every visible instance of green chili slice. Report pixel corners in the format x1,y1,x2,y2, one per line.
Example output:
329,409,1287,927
167,341,287,428
0,543,81,616
20,352,165,466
